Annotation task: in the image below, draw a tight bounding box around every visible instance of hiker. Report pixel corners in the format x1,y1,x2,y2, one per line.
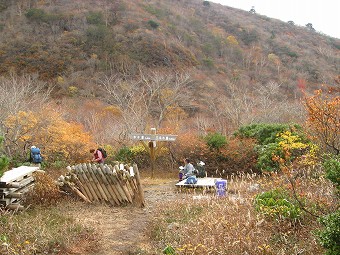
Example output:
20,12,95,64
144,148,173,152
90,148,104,164
180,158,195,178
29,146,43,166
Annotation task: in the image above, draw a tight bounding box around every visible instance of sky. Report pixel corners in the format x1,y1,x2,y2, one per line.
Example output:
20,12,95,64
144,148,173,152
210,0,340,39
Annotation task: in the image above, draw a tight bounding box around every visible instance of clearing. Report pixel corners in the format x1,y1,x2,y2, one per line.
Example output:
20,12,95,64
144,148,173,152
65,178,195,255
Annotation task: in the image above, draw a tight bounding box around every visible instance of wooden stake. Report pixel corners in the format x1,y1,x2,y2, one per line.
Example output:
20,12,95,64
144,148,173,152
98,164,120,205
133,164,145,207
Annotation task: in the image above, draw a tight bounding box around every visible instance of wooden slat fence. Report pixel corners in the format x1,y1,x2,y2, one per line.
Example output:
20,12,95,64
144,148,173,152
57,163,145,207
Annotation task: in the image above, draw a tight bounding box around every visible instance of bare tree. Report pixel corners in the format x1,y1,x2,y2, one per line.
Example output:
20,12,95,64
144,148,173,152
253,81,304,123
0,74,52,125
0,74,53,157
99,71,192,134
204,83,255,133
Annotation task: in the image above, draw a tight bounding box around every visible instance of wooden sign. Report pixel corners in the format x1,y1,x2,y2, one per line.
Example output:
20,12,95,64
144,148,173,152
130,129,177,178
130,134,177,142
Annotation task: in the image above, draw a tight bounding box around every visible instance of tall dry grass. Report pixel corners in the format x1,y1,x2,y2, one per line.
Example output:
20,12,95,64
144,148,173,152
150,170,336,254
0,204,98,255
0,172,98,255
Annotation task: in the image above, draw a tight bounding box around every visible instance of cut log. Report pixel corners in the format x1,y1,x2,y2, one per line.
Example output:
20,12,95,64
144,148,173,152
6,204,24,211
5,192,22,199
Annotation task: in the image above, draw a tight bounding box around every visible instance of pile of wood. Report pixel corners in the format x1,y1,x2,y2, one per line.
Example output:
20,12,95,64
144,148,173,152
0,166,41,210
57,163,145,207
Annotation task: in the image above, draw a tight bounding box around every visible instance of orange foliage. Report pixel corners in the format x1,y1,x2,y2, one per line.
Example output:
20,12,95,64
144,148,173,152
4,109,95,163
211,137,258,175
172,131,208,163
304,89,340,155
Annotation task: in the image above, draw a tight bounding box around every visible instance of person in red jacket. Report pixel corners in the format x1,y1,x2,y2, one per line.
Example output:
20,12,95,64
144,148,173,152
90,148,104,164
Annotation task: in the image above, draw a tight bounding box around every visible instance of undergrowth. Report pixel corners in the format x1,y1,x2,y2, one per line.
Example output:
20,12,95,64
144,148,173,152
150,172,335,254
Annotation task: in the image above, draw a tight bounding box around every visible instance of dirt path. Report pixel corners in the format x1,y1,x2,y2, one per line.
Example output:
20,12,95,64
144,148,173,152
66,179,187,255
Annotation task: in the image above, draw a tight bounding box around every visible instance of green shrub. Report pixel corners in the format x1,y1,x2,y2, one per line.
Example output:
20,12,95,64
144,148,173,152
148,20,159,29
86,25,107,44
0,156,9,178
114,146,133,163
239,29,259,46
255,143,281,172
235,124,309,173
315,210,340,255
25,8,46,21
25,8,61,24
254,188,302,220
86,11,104,25
0,136,9,177
203,1,210,6
204,132,227,150
323,157,340,192
234,123,302,145
202,58,214,68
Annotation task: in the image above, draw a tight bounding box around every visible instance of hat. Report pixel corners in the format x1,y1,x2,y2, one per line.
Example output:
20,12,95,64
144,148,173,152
179,166,185,170
198,161,205,166
31,146,36,149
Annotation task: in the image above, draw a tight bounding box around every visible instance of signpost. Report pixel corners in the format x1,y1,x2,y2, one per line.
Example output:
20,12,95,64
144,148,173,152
130,128,177,178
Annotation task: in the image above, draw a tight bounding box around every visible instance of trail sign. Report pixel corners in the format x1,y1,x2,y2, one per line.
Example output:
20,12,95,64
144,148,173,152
130,134,177,142
130,129,177,178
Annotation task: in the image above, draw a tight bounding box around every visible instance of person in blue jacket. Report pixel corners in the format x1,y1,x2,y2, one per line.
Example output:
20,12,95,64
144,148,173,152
29,146,43,165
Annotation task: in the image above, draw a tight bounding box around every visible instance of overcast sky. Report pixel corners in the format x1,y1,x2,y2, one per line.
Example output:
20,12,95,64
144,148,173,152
210,0,340,39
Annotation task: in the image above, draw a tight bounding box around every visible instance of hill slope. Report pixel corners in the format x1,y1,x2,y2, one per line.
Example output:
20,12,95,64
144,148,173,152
0,0,339,132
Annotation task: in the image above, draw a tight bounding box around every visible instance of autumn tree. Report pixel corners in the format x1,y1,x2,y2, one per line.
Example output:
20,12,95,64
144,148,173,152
304,89,340,155
3,109,95,163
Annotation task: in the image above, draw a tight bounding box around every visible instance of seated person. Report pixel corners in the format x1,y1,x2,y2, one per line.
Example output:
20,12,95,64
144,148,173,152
180,158,195,178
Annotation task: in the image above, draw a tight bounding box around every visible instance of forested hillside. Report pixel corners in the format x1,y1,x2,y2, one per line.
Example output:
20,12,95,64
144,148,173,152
0,0,339,162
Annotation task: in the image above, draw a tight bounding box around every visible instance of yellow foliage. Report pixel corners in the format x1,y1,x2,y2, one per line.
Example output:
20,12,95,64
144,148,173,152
268,53,280,65
4,111,39,144
103,105,122,116
57,76,64,84
226,35,239,46
4,110,95,163
68,86,78,96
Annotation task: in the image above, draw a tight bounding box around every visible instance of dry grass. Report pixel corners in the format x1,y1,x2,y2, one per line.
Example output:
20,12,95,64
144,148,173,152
150,171,336,254
0,172,99,255
0,203,98,255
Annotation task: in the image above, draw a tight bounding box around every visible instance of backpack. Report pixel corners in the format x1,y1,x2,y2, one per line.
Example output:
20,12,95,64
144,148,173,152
97,148,107,158
30,147,42,163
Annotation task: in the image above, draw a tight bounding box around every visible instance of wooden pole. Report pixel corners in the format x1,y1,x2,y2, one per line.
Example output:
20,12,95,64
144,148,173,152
73,165,94,201
133,163,145,207
150,144,155,179
111,165,129,203
79,164,99,201
93,164,116,205
98,164,120,206
86,163,108,202
114,165,133,203
103,165,124,204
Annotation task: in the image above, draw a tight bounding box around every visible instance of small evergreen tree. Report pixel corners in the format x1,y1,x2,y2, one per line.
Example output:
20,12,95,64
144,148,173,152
0,136,9,177
203,1,210,6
